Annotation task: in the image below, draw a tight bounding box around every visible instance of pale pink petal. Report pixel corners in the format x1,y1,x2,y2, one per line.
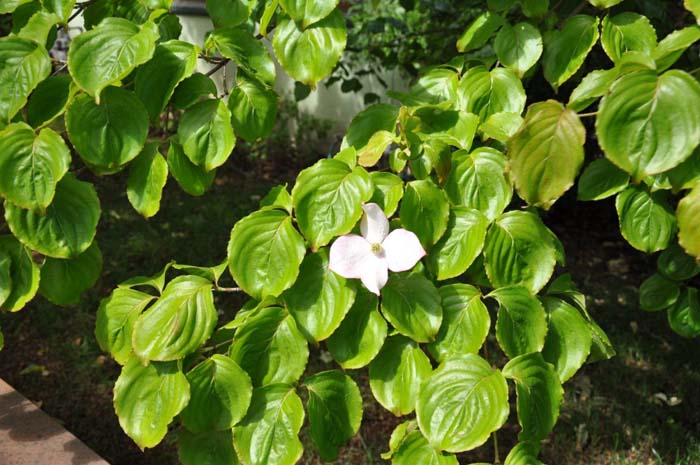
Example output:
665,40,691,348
329,234,372,279
361,203,389,244
359,253,389,295
382,229,427,272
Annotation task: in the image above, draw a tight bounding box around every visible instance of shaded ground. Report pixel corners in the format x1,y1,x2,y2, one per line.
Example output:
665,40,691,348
1,160,699,465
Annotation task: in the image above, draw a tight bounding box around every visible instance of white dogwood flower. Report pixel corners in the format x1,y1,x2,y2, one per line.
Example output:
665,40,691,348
329,203,426,295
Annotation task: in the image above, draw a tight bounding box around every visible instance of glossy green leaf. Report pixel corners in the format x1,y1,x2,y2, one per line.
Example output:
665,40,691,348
357,130,394,167
445,148,512,222
615,185,676,253
456,11,504,52
343,103,399,150
639,273,680,312
206,27,276,86
686,0,700,23
0,0,32,14
233,384,305,465
399,179,449,249
596,69,700,181
0,235,40,312
479,111,523,142
494,22,543,77
304,370,363,461
577,158,630,201
647,147,700,194
327,287,387,369
171,73,217,110
667,287,700,338
292,158,373,250
521,0,548,17
5,174,100,259
658,243,700,281
229,306,309,386
283,249,355,343
381,272,442,343
178,98,236,172
279,0,338,28
508,100,585,209
601,13,657,63
26,74,76,128
503,352,563,441
653,26,700,72
427,207,488,280
568,68,618,112
259,184,293,213
369,335,432,416
205,0,254,27
503,441,544,465
0,253,10,308
178,430,238,465
273,9,347,87
541,297,592,382
39,242,102,306
677,185,700,259
167,142,215,196
126,143,168,219
458,66,526,121
66,87,149,172
95,287,155,365
227,209,305,300
369,172,403,217
543,15,600,89
16,9,59,45
68,17,159,100
132,275,216,361
135,40,198,120
388,425,459,465
0,123,70,210
491,286,547,358
0,36,51,126
587,0,623,7
181,354,253,432
483,210,557,294
229,73,278,141
416,354,509,452
428,284,490,362
114,357,190,450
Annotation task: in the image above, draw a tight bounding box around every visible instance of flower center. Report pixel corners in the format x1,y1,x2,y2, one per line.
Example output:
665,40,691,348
370,243,383,254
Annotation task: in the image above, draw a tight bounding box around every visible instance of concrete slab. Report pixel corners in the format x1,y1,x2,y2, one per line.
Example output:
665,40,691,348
0,379,110,465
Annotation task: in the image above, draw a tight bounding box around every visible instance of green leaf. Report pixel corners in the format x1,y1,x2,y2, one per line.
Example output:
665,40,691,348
283,249,355,343
416,354,509,452
0,235,40,312
0,36,51,126
39,241,102,306
568,68,618,112
427,207,488,280
167,141,215,196
137,0,172,9
456,11,504,52
327,287,387,369
667,287,700,338
342,103,399,150
135,40,198,120
686,0,700,24
181,354,252,432
521,0,548,17
206,27,276,86
601,13,657,64
577,158,630,201
508,100,586,209
0,0,32,14
381,272,442,343
127,143,168,218
304,370,363,461
233,384,305,465
5,173,100,259
653,26,700,72
178,98,236,172
227,208,306,300
647,147,700,194
368,335,432,416
490,286,547,358
445,148,512,222
114,357,190,450
178,430,238,465
229,306,309,386
399,179,449,249
68,17,159,100
483,210,557,293
26,74,77,128
229,73,278,141
0,253,10,308
503,441,544,465
678,185,700,259
205,0,254,27
389,426,459,465
541,296,592,382
543,15,600,89
458,66,526,121
66,87,149,172
357,130,394,167
171,73,217,110
259,184,293,213
494,22,543,78
639,273,680,312
369,172,403,217
279,0,338,28
16,9,59,45
657,243,700,281
502,352,563,441
292,158,373,250
587,0,623,7
95,287,155,365
615,185,676,253
596,69,700,181
479,112,523,143
428,284,490,362
273,9,347,87
132,275,217,361
0,123,70,210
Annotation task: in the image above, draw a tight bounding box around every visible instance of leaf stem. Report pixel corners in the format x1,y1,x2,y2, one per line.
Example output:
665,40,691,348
493,431,501,464
578,111,598,118
213,285,243,293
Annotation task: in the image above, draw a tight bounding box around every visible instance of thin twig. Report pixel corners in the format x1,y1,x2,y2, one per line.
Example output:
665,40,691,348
578,111,598,118
205,59,230,77
493,431,501,464
214,286,243,293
